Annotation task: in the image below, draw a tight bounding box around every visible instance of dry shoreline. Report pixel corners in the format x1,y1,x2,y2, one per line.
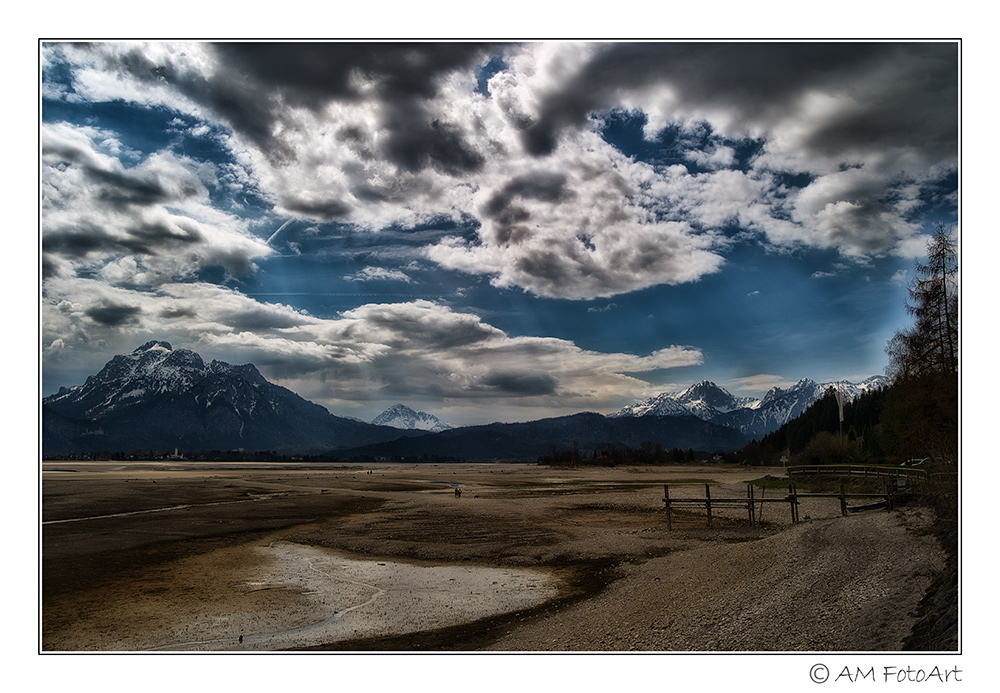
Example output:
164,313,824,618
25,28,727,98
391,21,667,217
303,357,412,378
41,461,947,652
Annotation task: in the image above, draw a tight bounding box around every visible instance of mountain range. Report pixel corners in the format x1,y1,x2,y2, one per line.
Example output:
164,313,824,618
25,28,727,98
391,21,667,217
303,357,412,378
42,341,886,459
42,341,423,455
610,377,888,439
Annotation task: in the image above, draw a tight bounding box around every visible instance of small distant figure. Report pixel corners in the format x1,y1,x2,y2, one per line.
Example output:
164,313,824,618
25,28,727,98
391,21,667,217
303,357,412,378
454,487,462,497
238,634,243,644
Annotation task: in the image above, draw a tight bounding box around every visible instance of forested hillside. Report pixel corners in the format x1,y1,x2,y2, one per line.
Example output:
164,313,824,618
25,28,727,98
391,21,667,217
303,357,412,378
736,385,890,465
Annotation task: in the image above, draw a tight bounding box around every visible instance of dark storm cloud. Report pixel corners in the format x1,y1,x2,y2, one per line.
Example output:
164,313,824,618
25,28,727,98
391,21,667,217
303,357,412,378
381,109,485,175
159,306,198,319
88,167,190,209
44,216,201,259
85,302,141,326
362,309,498,350
226,306,309,331
483,171,571,244
488,171,571,208
216,43,496,176
213,42,495,102
90,44,291,161
795,44,958,160
43,221,116,257
126,219,204,251
513,247,576,285
41,255,66,279
521,42,957,160
96,43,498,178
479,370,559,395
281,196,354,220
43,135,191,210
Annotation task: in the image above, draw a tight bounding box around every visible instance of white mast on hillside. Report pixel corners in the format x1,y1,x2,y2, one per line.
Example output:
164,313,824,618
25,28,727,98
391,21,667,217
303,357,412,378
834,382,845,444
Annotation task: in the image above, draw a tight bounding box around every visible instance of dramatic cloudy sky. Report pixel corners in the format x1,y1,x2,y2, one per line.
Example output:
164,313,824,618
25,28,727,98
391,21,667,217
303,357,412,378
40,41,959,425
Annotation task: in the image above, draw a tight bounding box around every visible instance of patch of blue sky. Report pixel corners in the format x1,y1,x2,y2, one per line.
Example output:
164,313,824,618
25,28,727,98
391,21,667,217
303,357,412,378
597,108,765,175
245,250,454,319
43,99,175,157
567,242,908,384
475,54,508,96
913,170,959,226
42,89,274,225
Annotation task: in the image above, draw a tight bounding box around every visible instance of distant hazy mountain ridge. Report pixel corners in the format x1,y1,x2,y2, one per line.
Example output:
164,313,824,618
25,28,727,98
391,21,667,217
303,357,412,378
611,377,888,439
334,412,748,460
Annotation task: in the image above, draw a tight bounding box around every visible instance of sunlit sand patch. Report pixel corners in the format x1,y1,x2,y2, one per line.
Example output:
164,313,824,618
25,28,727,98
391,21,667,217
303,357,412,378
146,541,560,651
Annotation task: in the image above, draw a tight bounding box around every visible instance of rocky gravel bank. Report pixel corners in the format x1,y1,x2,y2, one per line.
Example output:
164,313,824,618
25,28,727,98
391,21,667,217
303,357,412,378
482,510,944,651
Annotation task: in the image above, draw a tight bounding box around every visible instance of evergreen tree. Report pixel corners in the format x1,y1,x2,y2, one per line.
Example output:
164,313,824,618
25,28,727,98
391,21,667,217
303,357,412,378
886,223,958,380
883,224,959,463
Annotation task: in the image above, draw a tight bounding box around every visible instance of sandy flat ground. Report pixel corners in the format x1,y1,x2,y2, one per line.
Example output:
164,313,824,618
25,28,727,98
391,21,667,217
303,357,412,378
41,461,946,651
132,542,557,652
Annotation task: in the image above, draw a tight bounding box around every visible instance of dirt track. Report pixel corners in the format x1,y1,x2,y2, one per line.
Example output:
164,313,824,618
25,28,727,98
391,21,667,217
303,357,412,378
41,461,946,651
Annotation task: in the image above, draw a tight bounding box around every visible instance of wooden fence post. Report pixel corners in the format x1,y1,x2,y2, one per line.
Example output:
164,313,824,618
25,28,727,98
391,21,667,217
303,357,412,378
664,484,672,531
840,483,847,517
788,483,799,524
705,483,713,528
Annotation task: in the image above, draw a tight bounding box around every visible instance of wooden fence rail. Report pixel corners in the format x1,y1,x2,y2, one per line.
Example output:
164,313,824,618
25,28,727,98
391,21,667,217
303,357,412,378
786,464,927,480
662,481,908,529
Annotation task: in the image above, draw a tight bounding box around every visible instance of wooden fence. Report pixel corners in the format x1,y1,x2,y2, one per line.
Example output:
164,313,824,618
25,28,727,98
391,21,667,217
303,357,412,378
661,481,908,530
786,464,928,480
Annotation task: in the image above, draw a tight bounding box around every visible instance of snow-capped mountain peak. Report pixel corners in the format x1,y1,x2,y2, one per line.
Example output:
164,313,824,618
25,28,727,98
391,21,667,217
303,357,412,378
675,380,759,415
43,341,424,455
371,404,453,432
47,341,212,418
610,391,690,418
611,376,888,438
612,381,757,419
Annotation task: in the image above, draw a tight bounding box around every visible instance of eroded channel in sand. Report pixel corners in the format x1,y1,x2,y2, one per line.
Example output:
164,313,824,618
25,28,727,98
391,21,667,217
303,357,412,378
145,541,560,651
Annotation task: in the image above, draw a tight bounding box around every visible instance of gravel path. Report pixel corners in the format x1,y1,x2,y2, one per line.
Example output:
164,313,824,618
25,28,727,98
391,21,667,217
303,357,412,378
483,510,943,651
